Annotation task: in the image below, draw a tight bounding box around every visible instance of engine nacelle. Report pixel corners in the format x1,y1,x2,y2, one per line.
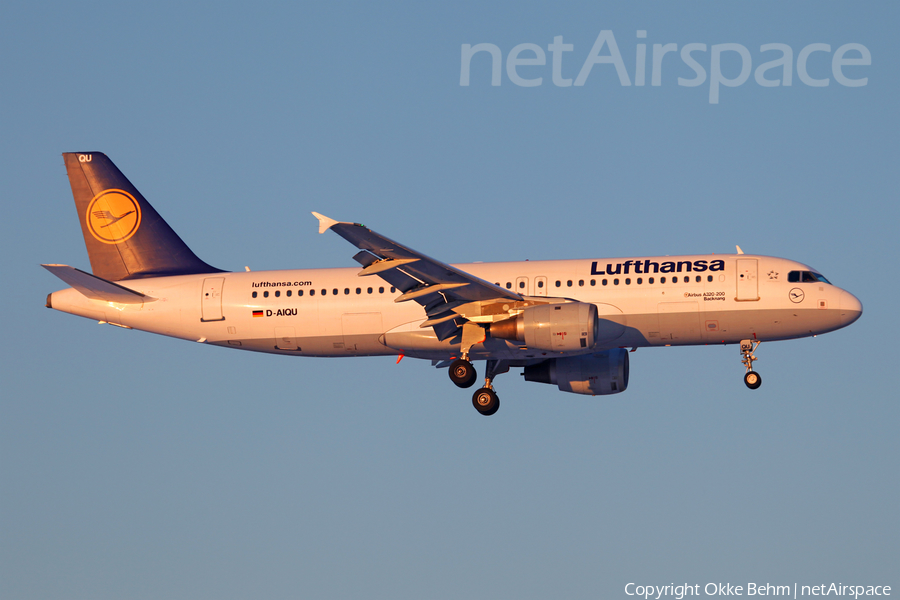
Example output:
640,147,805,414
523,349,629,395
490,302,598,352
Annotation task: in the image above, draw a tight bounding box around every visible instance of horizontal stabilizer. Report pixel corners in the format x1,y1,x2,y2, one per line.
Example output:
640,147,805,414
42,264,155,304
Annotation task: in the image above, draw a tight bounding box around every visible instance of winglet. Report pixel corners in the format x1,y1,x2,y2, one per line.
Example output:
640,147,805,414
311,212,339,234
736,245,745,255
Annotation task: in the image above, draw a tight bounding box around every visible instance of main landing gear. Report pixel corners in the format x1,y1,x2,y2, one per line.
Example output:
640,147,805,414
448,357,509,416
740,339,762,390
472,387,499,416
449,358,477,389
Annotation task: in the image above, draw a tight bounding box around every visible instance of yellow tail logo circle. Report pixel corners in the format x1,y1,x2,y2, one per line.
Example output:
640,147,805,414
86,189,142,244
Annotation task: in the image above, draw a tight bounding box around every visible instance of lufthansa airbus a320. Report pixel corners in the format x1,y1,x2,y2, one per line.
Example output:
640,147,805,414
44,153,863,415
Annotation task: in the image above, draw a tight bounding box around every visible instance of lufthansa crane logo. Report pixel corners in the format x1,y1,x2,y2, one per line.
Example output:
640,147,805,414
85,189,141,244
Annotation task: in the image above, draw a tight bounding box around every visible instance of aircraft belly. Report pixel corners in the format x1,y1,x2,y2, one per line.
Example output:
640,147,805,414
210,334,395,357
611,304,834,346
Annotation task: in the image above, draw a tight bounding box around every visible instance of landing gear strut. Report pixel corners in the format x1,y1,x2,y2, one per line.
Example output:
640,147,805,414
471,359,509,416
449,324,484,389
740,339,762,390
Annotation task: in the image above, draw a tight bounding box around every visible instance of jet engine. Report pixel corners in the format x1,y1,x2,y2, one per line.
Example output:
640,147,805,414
490,302,598,352
523,349,629,395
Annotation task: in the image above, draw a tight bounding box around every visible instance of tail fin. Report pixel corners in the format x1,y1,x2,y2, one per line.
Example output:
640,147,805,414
62,152,223,281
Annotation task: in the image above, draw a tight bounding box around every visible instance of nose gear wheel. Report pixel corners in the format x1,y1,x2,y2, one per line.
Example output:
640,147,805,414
744,370,762,389
740,340,762,390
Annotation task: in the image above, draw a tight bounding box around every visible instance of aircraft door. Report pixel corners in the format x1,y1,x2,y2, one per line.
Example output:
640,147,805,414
535,276,547,297
201,277,225,321
736,259,759,301
515,276,529,295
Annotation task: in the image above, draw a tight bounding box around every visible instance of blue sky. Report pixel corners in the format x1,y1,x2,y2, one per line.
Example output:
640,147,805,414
1,2,897,599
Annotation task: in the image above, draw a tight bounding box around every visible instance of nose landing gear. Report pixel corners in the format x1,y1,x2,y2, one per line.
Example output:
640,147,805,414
740,339,762,389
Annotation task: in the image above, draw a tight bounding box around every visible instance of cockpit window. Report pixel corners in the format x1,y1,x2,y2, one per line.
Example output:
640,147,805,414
788,270,831,284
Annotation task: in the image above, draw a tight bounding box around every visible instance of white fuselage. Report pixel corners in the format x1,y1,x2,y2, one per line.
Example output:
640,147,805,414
47,254,862,362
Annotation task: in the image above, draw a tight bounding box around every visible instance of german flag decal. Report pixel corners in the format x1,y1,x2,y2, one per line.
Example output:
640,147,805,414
252,310,264,318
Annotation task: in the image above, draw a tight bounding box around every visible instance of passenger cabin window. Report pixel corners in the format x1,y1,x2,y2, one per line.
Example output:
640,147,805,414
252,291,257,298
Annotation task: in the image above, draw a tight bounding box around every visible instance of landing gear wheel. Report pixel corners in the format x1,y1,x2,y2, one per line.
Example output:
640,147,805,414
472,388,500,416
744,371,762,390
449,359,477,389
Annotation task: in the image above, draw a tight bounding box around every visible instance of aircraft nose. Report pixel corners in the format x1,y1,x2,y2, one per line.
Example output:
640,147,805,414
839,290,863,326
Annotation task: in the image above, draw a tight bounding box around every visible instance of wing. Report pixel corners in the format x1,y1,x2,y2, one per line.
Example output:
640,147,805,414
312,212,521,341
